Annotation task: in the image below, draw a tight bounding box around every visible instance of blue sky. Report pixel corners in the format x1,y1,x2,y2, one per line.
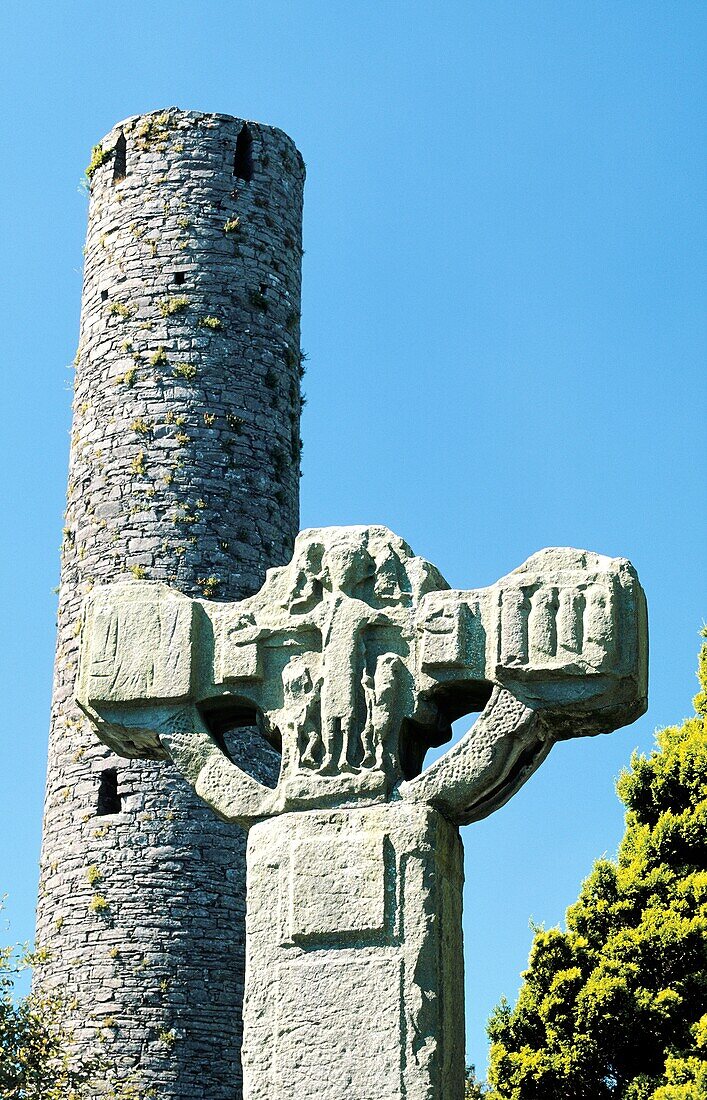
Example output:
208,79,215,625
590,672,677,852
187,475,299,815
1,0,704,1073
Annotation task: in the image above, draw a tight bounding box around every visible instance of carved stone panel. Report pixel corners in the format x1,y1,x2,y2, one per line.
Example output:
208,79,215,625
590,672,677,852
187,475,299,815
80,582,194,704
275,957,402,1100
289,833,386,940
78,528,648,824
243,802,466,1100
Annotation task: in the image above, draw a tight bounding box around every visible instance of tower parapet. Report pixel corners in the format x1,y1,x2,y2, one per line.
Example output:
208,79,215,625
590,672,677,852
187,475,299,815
35,108,305,1098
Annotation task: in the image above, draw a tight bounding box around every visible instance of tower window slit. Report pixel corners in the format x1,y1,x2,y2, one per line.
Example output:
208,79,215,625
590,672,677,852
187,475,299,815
233,123,254,182
97,767,122,815
174,271,186,285
113,131,127,184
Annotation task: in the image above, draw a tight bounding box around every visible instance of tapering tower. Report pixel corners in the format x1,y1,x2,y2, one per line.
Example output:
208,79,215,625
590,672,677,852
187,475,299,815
35,109,305,1098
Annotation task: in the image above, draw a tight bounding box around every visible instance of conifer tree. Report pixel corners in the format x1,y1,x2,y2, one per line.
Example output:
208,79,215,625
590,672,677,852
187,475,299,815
486,632,707,1099
466,1063,490,1097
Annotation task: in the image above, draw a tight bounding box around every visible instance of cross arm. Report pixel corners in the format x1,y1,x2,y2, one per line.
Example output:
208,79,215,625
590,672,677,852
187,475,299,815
415,545,647,737
75,580,277,826
403,547,648,824
75,534,648,831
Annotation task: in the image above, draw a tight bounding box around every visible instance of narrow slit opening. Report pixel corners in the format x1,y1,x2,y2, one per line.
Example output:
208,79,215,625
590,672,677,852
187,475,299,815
101,289,109,301
113,131,127,184
97,767,122,815
233,123,254,182
174,271,186,285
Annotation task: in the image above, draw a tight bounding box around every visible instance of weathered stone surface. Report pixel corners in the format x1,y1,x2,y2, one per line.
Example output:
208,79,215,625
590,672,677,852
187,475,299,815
77,524,647,1100
78,526,648,826
37,107,304,1099
243,803,465,1100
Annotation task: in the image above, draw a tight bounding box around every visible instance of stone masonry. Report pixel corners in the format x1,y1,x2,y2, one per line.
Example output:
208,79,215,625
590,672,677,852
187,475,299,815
35,108,305,1099
76,526,648,1099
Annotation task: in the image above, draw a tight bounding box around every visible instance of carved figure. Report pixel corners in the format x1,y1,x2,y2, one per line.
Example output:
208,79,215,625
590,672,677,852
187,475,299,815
77,526,648,1100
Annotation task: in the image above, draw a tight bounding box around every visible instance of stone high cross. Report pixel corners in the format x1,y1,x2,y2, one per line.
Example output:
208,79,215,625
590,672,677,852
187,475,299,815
77,526,647,1100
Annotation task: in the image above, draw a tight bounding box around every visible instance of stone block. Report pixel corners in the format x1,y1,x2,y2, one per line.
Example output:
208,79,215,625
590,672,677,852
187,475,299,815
242,802,465,1100
74,524,648,1100
289,832,385,940
78,581,194,704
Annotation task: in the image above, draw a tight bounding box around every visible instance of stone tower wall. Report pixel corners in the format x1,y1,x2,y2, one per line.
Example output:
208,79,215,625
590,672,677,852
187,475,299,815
35,109,305,1099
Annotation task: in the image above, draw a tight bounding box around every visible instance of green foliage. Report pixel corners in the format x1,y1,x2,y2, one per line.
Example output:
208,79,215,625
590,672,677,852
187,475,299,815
486,632,707,1099
158,296,188,318
136,111,174,151
198,576,220,598
173,362,197,380
106,302,134,320
85,143,111,181
466,1063,491,1098
115,367,137,388
84,866,102,887
129,451,146,477
0,906,148,1098
198,315,222,330
149,347,167,366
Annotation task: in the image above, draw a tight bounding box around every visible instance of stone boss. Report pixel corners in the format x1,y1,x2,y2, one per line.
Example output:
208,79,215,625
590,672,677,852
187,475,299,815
77,525,648,1100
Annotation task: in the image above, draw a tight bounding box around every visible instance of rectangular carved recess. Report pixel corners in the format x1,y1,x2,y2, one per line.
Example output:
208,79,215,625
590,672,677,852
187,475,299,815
289,833,386,941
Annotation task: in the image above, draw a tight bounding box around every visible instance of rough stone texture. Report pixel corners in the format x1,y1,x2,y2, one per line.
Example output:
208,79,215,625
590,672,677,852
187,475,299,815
35,108,304,1099
77,526,648,827
243,804,465,1100
77,525,647,1100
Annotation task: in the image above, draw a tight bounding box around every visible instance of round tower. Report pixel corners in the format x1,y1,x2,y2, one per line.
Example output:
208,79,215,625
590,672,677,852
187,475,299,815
35,109,305,1098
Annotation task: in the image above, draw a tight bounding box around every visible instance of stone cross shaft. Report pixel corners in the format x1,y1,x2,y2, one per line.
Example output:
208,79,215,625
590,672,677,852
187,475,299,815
77,526,647,1100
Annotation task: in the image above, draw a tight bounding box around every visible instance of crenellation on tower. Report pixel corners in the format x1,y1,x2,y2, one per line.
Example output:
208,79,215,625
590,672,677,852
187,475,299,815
35,108,305,1099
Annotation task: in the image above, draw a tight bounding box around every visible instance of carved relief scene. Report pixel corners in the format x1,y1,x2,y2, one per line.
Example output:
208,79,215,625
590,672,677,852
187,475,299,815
78,525,647,826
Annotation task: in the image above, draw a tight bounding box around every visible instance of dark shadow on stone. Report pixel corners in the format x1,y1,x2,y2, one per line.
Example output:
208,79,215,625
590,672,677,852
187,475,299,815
233,123,254,181
113,131,127,183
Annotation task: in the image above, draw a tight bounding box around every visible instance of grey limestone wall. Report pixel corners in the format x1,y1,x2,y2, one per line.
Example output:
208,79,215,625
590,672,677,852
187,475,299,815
34,108,305,1099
